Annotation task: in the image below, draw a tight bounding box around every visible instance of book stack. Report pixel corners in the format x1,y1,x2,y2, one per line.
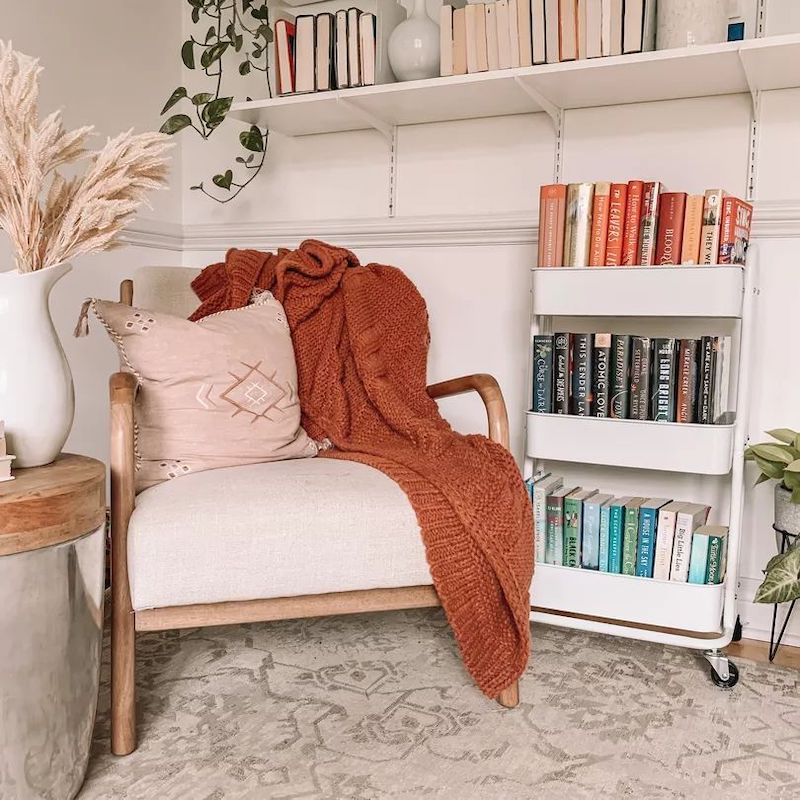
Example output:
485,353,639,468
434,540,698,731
275,5,402,95
526,473,727,585
532,332,731,424
538,182,753,268
441,0,656,76
0,421,14,482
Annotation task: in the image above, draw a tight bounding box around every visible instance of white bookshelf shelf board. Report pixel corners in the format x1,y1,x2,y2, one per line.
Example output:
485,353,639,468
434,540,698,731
526,413,736,474
230,34,800,137
530,564,725,634
531,266,744,318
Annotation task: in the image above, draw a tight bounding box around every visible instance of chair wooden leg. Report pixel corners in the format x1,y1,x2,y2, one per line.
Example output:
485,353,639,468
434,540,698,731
497,680,520,708
111,604,136,755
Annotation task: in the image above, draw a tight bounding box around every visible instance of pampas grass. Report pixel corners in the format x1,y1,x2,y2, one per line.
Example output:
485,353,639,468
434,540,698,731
0,41,172,272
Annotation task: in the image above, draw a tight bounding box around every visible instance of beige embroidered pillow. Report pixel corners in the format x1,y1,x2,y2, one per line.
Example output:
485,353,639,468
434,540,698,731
90,293,317,491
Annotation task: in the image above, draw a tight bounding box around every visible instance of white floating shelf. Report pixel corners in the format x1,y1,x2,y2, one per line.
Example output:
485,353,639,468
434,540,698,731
229,34,800,137
531,564,725,634
531,266,744,318
526,413,736,474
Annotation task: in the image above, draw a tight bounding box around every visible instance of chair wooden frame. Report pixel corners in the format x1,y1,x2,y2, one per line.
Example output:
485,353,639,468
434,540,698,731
110,279,520,756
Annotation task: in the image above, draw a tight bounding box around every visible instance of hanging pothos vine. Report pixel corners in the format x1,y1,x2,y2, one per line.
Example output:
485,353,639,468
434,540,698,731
159,0,272,203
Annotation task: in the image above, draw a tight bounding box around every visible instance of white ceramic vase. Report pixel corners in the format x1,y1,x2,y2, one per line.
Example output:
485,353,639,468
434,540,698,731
656,0,729,50
0,262,75,467
388,0,440,82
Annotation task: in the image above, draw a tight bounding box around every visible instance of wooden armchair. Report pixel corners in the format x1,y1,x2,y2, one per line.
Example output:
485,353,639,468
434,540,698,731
109,270,519,757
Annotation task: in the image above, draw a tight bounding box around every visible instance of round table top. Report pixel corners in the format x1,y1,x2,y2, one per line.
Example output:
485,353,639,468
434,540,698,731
0,453,106,556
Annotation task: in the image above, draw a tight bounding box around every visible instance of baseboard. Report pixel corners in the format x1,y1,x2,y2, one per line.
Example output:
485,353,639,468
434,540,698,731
121,200,800,255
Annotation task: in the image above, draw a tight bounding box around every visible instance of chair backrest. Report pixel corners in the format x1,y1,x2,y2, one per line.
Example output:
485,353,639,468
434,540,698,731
128,266,203,317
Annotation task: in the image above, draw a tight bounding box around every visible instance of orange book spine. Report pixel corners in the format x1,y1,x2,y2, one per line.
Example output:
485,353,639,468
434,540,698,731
654,192,686,266
605,183,628,266
589,182,611,266
621,180,644,266
538,184,567,267
680,194,704,264
718,196,753,265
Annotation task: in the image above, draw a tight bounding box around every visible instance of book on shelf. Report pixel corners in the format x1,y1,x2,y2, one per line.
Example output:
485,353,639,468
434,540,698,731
676,338,699,423
699,525,729,584
359,13,377,86
583,492,612,570
294,15,316,94
485,3,500,70
564,182,594,267
713,336,731,424
680,194,704,265
544,0,560,63
621,180,644,267
628,335,651,421
622,497,645,576
466,3,489,73
605,182,627,266
538,184,567,267
565,488,596,567
275,19,297,96
610,333,630,419
546,485,575,565
517,0,534,66
607,496,629,573
348,7,363,87
532,0,547,64
670,502,711,582
316,13,335,92
335,10,350,88
719,197,753,266
637,180,661,266
496,0,513,69
650,338,677,423
570,333,593,416
558,0,578,61
598,496,614,571
622,0,655,55
601,0,623,56
582,0,603,59
532,335,554,412
655,192,686,266
440,5,454,76
553,332,571,414
592,333,611,417
700,188,726,265
508,0,521,67
652,500,685,580
453,7,468,74
589,181,611,266
533,474,563,562
697,336,716,424
635,498,669,578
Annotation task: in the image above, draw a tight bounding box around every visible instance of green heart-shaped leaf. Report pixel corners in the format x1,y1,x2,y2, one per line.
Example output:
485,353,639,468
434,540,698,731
182,40,195,70
159,114,192,135
239,125,264,152
754,544,800,604
212,170,233,190
161,86,187,114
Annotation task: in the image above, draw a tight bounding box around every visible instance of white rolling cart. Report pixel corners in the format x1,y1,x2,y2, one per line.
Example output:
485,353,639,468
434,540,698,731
526,255,759,688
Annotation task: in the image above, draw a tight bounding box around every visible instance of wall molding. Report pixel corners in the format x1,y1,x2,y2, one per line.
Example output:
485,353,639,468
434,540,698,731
122,200,800,254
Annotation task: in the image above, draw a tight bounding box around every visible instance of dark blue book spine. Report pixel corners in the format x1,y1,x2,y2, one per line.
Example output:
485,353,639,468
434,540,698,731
553,332,571,414
636,507,658,577
532,335,554,412
650,338,677,422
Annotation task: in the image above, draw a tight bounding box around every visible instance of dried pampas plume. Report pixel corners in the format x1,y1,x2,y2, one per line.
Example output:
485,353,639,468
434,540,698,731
0,41,172,272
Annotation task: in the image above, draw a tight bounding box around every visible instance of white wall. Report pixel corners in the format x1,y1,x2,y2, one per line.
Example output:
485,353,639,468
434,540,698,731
1,0,184,463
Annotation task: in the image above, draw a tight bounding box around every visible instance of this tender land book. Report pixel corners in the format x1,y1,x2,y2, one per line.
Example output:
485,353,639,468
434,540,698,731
529,478,726,585
537,181,752,268
530,332,731,425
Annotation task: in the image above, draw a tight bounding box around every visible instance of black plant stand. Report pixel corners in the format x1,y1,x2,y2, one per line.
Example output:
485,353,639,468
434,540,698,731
768,525,800,661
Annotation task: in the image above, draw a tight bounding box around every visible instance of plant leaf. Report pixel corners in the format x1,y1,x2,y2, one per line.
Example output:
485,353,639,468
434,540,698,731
754,456,785,480
235,34,244,51
205,25,216,43
251,5,269,20
201,41,229,68
191,6,200,23
787,459,800,473
161,87,188,114
191,92,214,106
754,544,800,603
755,472,772,485
750,444,795,464
189,183,203,190
202,96,233,129
212,170,233,190
768,428,799,444
239,60,251,75
182,40,195,70
257,24,273,43
159,114,193,135
239,125,264,152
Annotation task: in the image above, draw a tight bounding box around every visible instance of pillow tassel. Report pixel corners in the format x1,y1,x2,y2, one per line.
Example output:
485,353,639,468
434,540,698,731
73,298,93,338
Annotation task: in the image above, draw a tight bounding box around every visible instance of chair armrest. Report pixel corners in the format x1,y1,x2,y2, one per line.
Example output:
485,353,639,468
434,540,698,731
427,373,510,449
110,372,137,618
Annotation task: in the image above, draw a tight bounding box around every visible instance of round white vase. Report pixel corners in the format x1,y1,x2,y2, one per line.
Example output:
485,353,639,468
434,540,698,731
0,262,75,467
657,0,729,50
388,0,440,82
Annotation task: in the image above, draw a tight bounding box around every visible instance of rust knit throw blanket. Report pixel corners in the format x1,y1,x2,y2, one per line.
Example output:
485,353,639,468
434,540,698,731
190,240,533,697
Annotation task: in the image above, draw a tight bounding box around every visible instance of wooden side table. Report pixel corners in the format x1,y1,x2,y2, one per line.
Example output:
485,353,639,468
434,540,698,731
0,454,106,800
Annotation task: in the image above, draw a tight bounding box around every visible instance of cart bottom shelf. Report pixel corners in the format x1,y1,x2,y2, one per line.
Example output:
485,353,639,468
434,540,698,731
530,563,725,635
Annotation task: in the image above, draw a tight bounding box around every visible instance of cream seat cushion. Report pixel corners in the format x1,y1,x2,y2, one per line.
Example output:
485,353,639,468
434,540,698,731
128,458,432,611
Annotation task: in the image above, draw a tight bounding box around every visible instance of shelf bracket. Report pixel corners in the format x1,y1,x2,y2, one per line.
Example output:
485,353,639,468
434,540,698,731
336,96,394,141
512,76,561,127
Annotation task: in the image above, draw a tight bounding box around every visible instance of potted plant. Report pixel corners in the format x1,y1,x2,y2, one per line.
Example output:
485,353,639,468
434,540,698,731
0,42,171,467
744,428,800,604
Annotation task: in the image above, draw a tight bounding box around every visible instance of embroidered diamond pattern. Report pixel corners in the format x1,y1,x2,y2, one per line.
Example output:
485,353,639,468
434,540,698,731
220,361,288,421
124,311,156,333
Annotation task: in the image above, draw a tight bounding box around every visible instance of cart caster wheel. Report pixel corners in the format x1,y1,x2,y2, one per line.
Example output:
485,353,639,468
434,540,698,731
710,661,739,688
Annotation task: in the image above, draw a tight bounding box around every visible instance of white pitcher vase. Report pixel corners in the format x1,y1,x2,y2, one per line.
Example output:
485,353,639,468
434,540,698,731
0,262,74,467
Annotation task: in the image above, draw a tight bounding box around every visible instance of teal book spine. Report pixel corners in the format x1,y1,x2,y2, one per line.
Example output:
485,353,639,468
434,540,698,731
622,507,639,576
563,497,582,567
599,504,611,572
635,508,658,578
688,534,710,584
581,501,600,570
705,535,728,585
608,505,624,573
545,495,564,565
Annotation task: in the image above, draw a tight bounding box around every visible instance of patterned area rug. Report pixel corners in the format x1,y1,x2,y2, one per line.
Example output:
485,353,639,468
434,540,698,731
82,610,800,799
